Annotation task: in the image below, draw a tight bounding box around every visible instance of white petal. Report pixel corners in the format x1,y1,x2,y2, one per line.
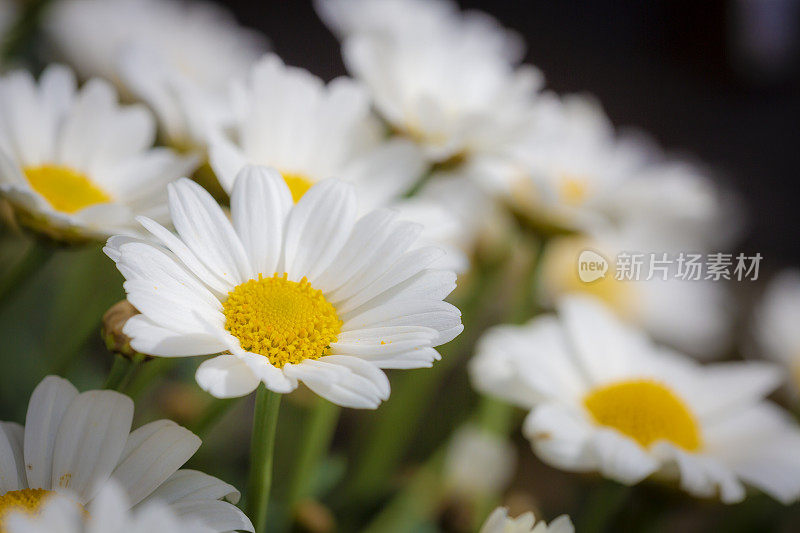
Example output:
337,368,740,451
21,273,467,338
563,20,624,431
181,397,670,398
229,165,292,278
51,390,134,502
168,178,251,285
195,355,260,398
284,356,389,409
170,499,254,532
283,179,357,283
24,375,79,490
111,420,201,506
139,469,240,505
124,315,227,357
0,422,25,492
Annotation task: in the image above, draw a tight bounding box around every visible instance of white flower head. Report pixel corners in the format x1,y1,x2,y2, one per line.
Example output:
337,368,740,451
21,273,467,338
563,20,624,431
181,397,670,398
6,481,217,533
209,53,467,271
752,269,800,394
470,296,800,504
0,65,197,242
443,425,516,498
45,0,267,148
479,507,573,533
105,167,463,408
315,0,525,63
492,94,728,245
0,376,252,532
540,233,733,359
323,0,541,163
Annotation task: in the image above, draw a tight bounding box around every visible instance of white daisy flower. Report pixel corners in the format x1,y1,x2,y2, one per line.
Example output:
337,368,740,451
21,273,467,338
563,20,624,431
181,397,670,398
104,167,463,408
540,233,732,359
0,376,253,532
209,54,466,271
326,3,540,163
479,507,573,533
45,0,267,148
470,296,800,504
0,64,197,242
6,481,216,533
443,425,516,498
489,94,728,244
315,0,524,64
753,269,800,394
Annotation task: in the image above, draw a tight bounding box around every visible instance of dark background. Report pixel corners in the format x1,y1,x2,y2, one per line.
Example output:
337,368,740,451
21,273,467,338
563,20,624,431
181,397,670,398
222,0,800,268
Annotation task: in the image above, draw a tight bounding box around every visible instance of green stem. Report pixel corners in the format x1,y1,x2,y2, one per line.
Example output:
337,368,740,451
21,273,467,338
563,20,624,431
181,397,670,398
103,355,131,390
247,386,282,533
0,242,53,307
124,358,176,401
287,398,340,508
510,234,549,324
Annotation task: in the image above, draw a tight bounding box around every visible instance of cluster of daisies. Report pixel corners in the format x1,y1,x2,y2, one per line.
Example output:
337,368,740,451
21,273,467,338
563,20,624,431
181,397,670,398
0,0,799,531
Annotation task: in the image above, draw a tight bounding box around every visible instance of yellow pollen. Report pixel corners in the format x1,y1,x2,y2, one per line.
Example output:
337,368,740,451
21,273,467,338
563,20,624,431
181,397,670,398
24,165,111,214
584,379,702,451
559,174,589,206
222,273,342,368
280,172,313,203
0,489,57,532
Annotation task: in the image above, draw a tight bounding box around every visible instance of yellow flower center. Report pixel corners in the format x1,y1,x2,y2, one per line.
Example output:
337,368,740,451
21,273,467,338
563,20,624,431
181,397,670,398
24,165,112,214
584,379,702,451
222,273,342,368
0,489,56,532
558,174,589,206
281,172,313,203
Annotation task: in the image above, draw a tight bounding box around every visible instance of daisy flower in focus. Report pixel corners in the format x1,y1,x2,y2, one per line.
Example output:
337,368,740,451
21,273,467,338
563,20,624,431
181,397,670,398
479,507,573,533
752,270,800,394
0,376,252,532
470,296,800,504
6,482,217,533
104,167,463,408
540,233,732,359
487,94,729,242
209,54,466,270
318,0,540,163
0,65,197,242
45,0,267,148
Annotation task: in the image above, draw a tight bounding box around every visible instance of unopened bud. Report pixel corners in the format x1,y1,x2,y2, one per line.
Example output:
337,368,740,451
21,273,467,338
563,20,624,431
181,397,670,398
102,300,149,361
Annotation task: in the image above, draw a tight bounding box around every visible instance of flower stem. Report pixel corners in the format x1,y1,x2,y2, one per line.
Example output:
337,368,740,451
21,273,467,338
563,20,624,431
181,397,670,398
247,385,282,533
286,398,340,511
103,355,131,390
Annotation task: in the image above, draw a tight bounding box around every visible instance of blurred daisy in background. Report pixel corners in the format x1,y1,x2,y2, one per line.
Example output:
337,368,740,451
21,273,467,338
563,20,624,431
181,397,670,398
0,65,197,242
319,0,541,164
315,0,524,64
443,425,516,499
752,269,800,394
479,507,573,533
0,376,252,532
44,0,267,149
539,233,733,359
6,482,220,533
470,297,800,504
209,54,466,270
105,168,463,407
483,94,730,243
